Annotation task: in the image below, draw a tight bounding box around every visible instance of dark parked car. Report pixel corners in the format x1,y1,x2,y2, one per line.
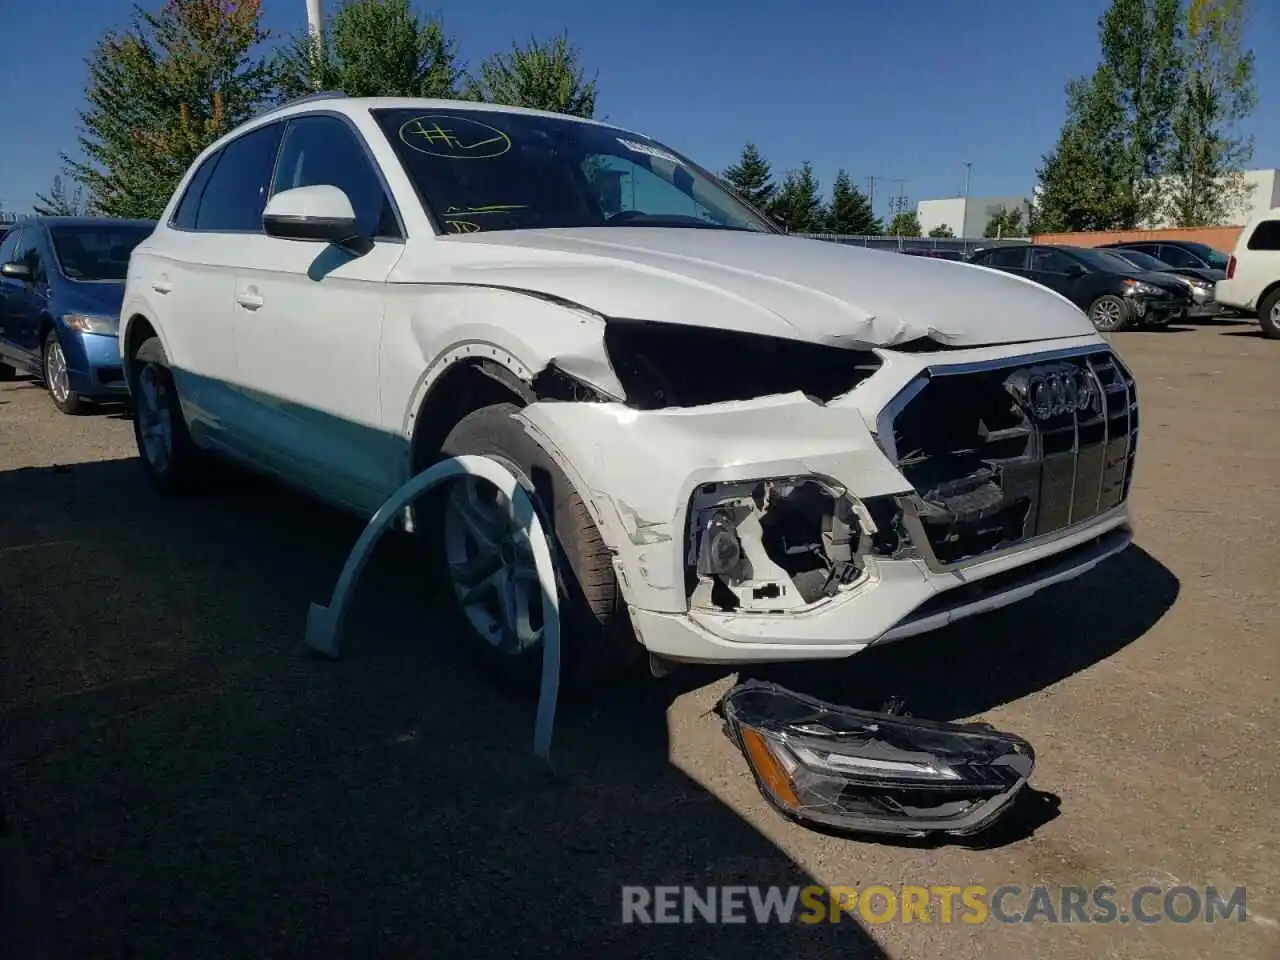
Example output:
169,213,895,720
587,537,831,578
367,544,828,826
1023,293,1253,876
1098,238,1231,280
967,243,1191,331
1100,246,1223,315
0,216,155,413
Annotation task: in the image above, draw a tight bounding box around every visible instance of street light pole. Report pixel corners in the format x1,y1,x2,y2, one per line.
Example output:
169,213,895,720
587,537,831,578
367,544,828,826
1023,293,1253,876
962,161,973,237
306,0,324,89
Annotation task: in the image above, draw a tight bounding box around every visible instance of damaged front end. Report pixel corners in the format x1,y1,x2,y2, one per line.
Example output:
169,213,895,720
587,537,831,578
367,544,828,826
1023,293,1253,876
720,681,1035,839
685,477,903,613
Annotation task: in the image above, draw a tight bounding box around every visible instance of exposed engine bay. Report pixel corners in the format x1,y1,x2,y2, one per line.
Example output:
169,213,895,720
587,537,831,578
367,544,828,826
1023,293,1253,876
686,477,881,613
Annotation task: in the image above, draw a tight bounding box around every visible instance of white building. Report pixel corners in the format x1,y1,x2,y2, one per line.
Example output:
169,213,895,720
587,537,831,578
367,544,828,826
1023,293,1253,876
916,195,1032,239
1141,168,1280,228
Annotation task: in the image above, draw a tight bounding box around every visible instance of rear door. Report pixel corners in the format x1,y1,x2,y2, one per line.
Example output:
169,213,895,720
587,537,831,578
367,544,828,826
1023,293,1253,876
1028,247,1087,306
973,245,1029,278
0,228,24,363
140,121,285,449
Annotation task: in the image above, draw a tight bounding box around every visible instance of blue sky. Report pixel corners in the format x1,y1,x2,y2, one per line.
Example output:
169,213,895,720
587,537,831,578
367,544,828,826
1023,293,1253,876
1,0,1276,218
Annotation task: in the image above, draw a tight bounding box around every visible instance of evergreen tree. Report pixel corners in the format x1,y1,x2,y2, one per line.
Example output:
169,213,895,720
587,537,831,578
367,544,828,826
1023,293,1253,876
927,223,955,238
825,169,881,235
465,33,597,118
275,0,462,100
33,175,89,217
66,0,277,219
770,162,824,233
721,142,777,211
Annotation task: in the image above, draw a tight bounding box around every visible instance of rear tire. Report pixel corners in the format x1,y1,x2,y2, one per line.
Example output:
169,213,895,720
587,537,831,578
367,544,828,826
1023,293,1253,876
1088,294,1132,332
430,402,641,693
129,335,202,495
0,361,14,381
1257,288,1280,340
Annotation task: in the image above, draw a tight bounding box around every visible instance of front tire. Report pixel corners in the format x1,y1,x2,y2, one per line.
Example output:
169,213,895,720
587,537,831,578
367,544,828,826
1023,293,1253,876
43,330,83,415
129,335,202,494
432,403,641,692
1088,294,1132,332
1257,288,1280,340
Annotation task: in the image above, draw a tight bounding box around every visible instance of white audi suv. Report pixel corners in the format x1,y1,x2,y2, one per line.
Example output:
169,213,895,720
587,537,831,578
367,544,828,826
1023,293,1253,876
120,93,1139,689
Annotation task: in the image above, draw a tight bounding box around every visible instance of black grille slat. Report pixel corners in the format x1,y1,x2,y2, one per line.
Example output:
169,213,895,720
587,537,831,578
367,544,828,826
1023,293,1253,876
888,348,1137,565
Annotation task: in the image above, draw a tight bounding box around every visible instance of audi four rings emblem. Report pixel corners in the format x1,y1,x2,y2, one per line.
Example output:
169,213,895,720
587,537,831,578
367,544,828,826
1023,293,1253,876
1003,363,1097,421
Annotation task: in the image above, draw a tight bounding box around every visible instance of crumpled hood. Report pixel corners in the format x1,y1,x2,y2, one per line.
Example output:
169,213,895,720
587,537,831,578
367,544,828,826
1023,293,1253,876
418,227,1095,348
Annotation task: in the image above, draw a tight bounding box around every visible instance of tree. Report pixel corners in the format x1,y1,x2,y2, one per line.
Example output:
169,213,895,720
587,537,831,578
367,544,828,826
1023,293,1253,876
66,0,277,219
1037,0,1183,231
1035,71,1130,232
1166,0,1257,226
825,169,881,234
887,210,921,237
465,33,597,118
722,142,777,211
275,0,462,100
33,175,89,217
769,162,824,233
983,206,1026,238
928,223,955,238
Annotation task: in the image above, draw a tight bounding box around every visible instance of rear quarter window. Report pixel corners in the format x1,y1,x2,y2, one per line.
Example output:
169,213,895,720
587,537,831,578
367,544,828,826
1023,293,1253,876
1246,220,1280,251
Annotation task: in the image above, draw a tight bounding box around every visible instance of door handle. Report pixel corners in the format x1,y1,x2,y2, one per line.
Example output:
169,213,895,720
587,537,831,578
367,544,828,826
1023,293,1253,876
151,280,172,294
235,293,264,311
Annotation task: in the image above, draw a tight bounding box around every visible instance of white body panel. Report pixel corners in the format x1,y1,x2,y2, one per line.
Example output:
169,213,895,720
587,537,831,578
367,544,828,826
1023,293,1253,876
1216,206,1280,312
120,95,1136,666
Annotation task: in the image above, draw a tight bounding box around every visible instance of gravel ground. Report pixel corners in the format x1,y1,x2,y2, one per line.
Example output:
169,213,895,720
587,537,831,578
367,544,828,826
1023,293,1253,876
1,318,1277,959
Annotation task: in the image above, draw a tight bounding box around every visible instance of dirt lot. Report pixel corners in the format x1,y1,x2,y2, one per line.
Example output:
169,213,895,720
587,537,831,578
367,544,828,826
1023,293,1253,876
1,319,1277,959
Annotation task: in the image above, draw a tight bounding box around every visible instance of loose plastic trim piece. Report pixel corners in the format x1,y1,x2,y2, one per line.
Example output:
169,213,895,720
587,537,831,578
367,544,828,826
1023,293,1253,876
305,455,562,761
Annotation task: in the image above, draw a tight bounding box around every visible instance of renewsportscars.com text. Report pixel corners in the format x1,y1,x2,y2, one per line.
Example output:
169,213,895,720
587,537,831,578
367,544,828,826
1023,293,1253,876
620,884,1248,925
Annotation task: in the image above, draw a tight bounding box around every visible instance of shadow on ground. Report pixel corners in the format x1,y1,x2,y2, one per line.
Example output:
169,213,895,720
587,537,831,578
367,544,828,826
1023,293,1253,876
0,453,1178,957
0,456,888,958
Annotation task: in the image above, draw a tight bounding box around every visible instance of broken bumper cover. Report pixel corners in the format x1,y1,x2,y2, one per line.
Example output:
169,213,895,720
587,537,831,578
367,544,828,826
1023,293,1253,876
631,513,1132,663
721,680,1035,838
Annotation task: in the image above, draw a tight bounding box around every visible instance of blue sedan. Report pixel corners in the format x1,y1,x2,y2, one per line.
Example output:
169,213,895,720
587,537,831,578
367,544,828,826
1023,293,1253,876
0,216,155,413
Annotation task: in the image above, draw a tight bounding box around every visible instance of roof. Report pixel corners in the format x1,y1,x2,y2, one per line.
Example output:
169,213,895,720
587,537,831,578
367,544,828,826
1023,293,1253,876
258,92,637,134
25,216,156,228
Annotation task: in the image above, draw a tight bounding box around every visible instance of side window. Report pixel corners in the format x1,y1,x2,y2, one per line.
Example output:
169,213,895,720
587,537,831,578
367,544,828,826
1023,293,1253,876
10,229,46,284
0,227,21,265
194,122,285,233
985,246,1028,269
1031,248,1075,273
1156,244,1199,267
272,115,400,239
172,150,221,230
1245,220,1280,251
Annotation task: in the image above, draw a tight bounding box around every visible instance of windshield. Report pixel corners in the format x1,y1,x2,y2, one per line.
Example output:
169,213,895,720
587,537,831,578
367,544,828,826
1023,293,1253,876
1183,242,1229,268
1073,247,1142,274
1112,249,1172,271
372,107,776,235
50,222,154,281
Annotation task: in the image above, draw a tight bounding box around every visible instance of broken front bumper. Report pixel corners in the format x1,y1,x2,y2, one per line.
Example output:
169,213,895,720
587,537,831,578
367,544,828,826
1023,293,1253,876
518,335,1134,665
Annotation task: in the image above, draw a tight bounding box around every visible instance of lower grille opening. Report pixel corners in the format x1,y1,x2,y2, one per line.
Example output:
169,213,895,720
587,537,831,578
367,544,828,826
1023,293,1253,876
885,349,1137,566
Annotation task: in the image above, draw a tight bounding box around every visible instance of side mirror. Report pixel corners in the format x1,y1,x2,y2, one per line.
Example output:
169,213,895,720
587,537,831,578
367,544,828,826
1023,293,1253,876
1,262,31,280
1063,263,1085,277
263,185,371,255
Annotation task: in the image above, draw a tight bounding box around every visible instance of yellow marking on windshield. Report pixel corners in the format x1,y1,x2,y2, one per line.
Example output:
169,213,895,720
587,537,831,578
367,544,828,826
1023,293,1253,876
399,116,512,159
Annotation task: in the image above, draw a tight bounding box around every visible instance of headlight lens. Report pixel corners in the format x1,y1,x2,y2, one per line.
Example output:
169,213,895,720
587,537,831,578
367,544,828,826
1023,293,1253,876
1122,279,1164,297
63,312,119,335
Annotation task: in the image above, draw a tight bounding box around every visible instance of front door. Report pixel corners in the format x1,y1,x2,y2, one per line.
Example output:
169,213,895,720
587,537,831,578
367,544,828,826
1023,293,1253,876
228,113,406,514
1029,248,1088,308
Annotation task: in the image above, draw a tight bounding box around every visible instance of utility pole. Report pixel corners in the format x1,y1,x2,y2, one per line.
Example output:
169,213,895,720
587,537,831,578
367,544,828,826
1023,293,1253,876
866,175,878,219
962,161,973,238
306,0,324,89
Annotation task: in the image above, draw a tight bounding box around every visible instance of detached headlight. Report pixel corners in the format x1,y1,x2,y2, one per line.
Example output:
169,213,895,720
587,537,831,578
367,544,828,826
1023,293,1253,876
720,680,1036,838
63,313,119,335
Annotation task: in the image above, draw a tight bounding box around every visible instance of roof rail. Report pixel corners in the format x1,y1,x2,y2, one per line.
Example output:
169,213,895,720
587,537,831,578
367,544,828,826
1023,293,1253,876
255,90,348,119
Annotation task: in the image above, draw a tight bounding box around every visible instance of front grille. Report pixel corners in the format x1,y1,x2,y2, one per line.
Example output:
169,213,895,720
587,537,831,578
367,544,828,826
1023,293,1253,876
883,348,1137,566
